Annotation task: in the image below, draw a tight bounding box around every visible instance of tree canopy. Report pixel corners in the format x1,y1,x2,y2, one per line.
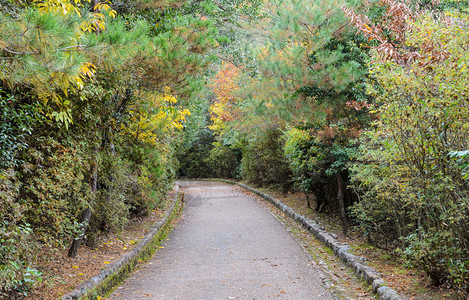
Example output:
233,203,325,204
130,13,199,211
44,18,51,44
1,0,469,296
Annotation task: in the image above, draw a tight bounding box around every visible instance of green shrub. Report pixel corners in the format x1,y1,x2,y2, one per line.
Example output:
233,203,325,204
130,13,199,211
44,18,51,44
284,127,331,210
20,137,91,246
0,169,40,297
177,128,216,178
0,91,42,169
350,14,469,289
87,154,131,243
283,127,358,217
205,141,241,179
240,125,292,191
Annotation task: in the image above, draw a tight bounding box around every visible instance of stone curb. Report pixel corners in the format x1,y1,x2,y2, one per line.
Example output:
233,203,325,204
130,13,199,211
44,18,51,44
61,185,183,300
216,179,404,300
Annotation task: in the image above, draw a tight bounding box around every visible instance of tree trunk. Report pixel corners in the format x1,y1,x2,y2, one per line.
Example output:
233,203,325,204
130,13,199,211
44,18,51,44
69,0,103,257
336,173,348,236
68,208,92,258
305,192,311,209
315,192,322,212
68,150,98,258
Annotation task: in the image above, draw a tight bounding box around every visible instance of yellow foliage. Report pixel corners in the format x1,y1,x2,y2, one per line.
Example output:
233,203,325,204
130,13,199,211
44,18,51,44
162,86,178,104
31,0,111,128
208,102,227,133
94,1,117,18
122,87,190,146
35,0,85,16
79,63,96,79
35,0,116,33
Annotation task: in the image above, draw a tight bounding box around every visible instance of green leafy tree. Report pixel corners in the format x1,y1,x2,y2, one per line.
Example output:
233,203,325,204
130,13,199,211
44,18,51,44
234,0,372,234
346,1,469,289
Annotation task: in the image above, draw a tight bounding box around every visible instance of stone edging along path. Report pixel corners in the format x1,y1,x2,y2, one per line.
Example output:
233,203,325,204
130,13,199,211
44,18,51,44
217,179,404,300
62,186,183,300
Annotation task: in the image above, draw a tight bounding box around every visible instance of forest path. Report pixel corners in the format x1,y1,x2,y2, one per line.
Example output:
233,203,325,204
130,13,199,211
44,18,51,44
108,180,332,299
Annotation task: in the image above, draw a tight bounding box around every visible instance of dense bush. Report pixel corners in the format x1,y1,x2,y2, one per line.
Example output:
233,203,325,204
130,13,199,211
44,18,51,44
177,127,242,179
0,91,42,169
284,128,336,211
88,154,132,244
206,141,241,179
19,136,91,246
283,126,358,235
0,169,36,296
177,128,216,178
349,12,469,289
0,0,216,292
240,125,292,191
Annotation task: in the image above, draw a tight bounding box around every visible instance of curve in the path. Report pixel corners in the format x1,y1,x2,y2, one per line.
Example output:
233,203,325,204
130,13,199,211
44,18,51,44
108,181,332,299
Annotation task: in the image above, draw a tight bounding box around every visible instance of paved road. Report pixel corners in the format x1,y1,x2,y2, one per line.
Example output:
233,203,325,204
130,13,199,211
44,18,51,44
108,181,332,299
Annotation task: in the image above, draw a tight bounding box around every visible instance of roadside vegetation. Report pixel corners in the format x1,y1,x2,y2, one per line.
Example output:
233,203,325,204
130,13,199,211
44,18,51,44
1,0,468,297
0,0,261,297
178,0,469,297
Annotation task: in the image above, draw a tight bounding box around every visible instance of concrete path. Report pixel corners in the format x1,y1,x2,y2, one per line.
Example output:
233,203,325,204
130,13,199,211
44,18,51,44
108,181,332,299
